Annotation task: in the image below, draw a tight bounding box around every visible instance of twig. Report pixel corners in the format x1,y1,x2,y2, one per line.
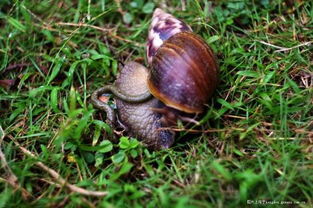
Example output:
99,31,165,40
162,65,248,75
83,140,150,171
158,127,244,133
275,41,312,52
8,136,108,197
55,22,113,33
55,22,144,47
257,40,288,50
257,40,313,52
0,126,32,199
223,114,247,119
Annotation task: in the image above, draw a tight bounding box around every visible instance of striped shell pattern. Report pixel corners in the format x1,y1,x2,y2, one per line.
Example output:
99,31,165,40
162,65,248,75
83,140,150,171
146,8,192,64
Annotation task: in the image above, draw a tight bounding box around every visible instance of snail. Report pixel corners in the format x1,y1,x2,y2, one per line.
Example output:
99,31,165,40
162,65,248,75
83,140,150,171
146,8,219,113
91,61,175,150
91,8,219,150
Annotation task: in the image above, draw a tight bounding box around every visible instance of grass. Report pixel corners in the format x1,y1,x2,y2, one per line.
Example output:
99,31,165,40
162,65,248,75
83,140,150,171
0,0,312,207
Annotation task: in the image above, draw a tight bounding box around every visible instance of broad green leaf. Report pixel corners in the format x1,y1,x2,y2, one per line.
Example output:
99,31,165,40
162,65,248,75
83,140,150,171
83,152,95,164
142,2,155,14
129,138,139,149
130,149,138,158
130,0,143,8
119,136,130,149
123,12,133,24
112,151,125,164
97,140,113,153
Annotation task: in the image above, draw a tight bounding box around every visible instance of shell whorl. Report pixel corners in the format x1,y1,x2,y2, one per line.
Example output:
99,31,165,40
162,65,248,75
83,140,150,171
146,8,192,65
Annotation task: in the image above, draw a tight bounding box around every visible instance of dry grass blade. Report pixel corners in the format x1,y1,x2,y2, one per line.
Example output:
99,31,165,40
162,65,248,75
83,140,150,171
0,126,32,199
55,22,113,32
8,136,108,197
55,22,144,47
158,127,243,133
257,40,313,52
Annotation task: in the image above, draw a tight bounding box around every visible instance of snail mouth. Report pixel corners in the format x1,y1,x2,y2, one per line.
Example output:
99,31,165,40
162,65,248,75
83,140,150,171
160,143,172,149
157,129,175,150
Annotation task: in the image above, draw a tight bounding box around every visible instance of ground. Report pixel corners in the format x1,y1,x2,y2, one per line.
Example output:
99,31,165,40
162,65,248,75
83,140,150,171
0,0,312,207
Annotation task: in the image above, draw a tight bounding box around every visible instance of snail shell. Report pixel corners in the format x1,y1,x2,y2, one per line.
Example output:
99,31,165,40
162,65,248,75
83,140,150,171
147,8,192,64
146,9,219,113
114,62,174,150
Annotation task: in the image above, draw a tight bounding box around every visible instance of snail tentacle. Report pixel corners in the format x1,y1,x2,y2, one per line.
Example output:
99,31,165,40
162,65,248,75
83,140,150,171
91,86,116,125
91,85,153,125
108,85,152,103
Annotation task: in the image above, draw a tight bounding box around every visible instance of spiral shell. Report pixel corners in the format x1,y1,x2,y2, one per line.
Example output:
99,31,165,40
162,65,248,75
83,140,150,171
147,8,192,64
146,9,219,113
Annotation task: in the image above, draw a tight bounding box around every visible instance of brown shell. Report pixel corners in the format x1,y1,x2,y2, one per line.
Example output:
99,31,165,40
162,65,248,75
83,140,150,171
148,32,219,113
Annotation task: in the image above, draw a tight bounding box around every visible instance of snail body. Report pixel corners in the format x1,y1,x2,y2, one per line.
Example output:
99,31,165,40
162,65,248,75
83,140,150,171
91,8,219,150
91,62,174,150
146,8,219,113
